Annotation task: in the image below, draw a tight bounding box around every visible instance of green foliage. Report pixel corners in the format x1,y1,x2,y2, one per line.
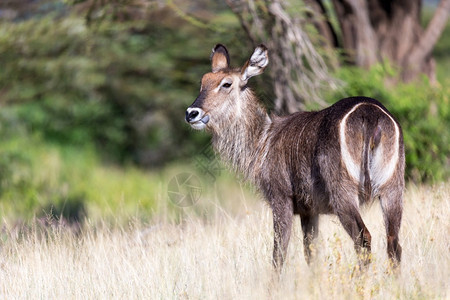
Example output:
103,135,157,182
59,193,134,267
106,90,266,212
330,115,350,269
0,4,251,222
329,66,450,182
0,13,229,165
39,192,87,224
0,134,161,223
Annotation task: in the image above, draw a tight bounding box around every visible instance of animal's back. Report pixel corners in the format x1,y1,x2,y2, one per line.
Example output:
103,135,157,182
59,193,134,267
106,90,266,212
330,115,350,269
265,97,404,214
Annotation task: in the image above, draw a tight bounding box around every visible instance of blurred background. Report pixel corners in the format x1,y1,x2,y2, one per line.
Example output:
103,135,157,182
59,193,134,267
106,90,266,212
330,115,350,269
0,0,448,226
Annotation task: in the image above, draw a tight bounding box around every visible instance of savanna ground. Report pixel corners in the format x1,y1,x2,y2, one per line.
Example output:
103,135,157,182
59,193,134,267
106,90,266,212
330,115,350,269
1,176,448,299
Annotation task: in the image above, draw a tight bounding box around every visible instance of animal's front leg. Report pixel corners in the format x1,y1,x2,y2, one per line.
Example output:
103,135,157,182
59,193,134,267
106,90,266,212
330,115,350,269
271,198,294,270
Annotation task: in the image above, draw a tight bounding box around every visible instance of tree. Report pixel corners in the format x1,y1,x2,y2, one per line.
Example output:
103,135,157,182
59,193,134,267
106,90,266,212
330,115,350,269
227,0,449,113
306,0,450,83
226,0,339,113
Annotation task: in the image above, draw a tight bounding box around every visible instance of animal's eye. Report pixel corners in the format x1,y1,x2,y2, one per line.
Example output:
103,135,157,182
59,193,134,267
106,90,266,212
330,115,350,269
222,82,232,88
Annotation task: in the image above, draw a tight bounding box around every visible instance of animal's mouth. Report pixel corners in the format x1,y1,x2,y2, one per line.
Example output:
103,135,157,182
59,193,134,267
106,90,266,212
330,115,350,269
185,107,209,130
190,115,209,130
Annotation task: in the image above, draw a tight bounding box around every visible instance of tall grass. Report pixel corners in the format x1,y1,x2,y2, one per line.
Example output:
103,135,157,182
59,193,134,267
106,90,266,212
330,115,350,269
1,182,448,298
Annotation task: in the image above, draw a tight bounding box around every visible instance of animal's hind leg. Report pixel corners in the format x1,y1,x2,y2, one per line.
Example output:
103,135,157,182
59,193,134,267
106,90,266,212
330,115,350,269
300,213,319,264
379,183,403,266
332,193,372,265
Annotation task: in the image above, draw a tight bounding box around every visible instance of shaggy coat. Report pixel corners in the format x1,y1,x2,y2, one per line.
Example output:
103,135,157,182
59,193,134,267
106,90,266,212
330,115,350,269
185,44,404,269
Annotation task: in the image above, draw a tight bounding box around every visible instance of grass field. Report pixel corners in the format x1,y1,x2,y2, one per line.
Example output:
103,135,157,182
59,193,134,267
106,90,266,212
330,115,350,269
1,181,448,299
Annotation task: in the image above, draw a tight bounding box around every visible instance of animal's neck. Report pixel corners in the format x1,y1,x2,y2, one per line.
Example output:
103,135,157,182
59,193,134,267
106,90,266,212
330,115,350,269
210,90,271,181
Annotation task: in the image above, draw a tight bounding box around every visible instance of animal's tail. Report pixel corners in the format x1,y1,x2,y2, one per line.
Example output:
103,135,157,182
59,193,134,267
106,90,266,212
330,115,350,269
363,123,382,202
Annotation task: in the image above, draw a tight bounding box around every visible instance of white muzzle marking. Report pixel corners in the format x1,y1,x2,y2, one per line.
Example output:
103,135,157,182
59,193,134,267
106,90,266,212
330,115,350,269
186,107,209,130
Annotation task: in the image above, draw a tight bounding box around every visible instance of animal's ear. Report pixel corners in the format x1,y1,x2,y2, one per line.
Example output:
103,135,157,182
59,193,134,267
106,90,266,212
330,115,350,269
211,44,230,73
240,44,269,83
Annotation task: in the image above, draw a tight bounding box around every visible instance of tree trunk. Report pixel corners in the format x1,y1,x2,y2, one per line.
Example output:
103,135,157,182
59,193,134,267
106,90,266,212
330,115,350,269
403,0,450,82
319,0,450,83
331,0,378,67
226,0,339,113
303,0,339,49
227,0,449,112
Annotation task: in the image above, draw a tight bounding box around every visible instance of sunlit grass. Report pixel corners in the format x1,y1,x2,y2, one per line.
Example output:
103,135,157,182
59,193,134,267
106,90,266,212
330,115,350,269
0,181,448,298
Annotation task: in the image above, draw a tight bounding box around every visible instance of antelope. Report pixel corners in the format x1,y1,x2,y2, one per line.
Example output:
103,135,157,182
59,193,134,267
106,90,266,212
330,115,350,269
185,44,404,269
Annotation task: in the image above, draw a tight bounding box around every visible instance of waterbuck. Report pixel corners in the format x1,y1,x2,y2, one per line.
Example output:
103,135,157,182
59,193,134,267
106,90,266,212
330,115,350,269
185,44,404,269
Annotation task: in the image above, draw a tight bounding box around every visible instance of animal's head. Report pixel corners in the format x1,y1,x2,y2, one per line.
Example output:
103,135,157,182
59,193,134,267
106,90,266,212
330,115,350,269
185,44,269,130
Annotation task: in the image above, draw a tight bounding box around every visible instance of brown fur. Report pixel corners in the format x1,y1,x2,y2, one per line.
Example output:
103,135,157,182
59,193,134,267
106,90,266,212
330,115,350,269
186,44,405,270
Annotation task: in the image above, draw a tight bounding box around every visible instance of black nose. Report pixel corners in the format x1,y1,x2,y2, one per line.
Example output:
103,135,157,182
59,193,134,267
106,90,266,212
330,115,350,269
186,110,199,123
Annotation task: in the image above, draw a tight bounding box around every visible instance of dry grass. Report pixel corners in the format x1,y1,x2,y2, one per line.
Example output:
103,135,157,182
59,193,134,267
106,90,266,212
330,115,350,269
0,182,449,299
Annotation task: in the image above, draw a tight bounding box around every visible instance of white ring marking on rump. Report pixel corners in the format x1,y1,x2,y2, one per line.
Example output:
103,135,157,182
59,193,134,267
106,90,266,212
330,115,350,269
339,103,399,187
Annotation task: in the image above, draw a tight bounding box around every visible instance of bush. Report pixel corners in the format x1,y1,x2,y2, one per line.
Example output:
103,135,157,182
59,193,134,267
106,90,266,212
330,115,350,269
0,134,163,223
329,66,450,183
0,13,229,166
